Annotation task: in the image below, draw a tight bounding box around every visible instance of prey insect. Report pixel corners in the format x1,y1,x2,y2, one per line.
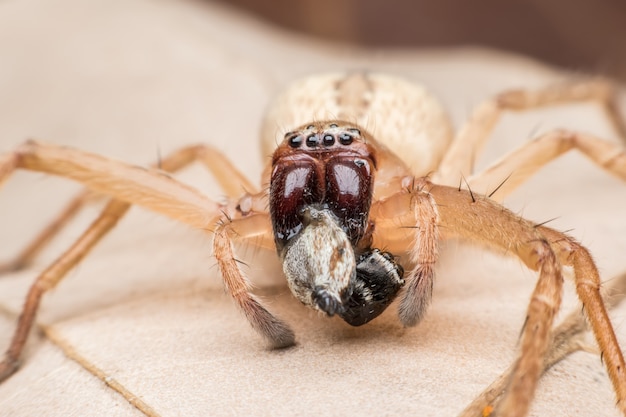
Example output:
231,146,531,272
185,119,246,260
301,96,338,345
1,72,626,417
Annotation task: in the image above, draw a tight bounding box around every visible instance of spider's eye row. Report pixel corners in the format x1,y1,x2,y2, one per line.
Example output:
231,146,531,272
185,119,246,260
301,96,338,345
286,126,359,149
288,135,303,148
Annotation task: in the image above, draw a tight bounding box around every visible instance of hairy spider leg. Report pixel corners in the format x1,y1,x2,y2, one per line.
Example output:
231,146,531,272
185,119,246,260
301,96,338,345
436,79,626,187
0,141,273,381
0,144,258,273
467,129,626,201
213,214,294,348
428,183,625,417
367,179,440,326
367,175,625,417
460,269,626,417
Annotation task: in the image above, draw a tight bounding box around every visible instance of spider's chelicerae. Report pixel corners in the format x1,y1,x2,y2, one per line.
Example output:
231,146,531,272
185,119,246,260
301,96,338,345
1,72,626,417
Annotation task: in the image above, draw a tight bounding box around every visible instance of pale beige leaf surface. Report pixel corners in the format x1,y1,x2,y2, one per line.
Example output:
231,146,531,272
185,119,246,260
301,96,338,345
0,1,625,416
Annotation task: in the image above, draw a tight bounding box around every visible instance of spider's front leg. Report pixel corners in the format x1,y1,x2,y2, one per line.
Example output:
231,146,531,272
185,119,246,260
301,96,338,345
427,183,626,417
372,178,625,417
0,143,259,273
462,269,626,416
0,141,291,380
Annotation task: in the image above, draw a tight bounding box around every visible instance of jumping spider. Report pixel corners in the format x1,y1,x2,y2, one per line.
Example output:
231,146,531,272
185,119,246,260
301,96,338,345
1,72,626,417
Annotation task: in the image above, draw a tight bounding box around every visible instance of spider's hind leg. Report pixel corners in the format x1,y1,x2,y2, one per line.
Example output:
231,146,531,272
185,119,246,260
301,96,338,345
436,78,626,186
468,129,626,202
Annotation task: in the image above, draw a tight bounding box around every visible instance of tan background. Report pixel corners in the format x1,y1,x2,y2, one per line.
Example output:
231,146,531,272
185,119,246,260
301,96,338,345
0,1,625,416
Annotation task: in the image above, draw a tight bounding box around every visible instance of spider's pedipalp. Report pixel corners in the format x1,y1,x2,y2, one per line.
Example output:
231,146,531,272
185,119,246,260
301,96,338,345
213,215,295,348
398,189,439,327
367,180,440,327
398,263,437,327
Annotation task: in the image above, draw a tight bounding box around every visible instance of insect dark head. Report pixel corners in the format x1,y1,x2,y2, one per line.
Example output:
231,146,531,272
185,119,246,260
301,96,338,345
339,249,405,326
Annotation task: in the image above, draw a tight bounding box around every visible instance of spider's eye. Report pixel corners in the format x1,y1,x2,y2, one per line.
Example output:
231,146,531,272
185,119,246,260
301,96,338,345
348,128,360,136
329,123,338,128
323,134,335,146
339,133,353,145
288,135,303,148
306,134,319,147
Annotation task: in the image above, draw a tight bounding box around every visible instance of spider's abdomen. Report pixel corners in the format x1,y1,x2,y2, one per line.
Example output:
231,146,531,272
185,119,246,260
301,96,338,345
269,121,376,254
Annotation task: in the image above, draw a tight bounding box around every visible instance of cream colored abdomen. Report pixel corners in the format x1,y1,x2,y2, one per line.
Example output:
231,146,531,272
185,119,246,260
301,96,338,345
260,72,454,177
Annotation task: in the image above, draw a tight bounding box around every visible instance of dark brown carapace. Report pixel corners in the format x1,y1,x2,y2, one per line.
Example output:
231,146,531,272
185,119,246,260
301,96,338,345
269,121,404,325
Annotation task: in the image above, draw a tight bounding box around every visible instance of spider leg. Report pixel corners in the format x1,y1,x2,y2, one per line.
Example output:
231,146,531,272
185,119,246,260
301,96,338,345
435,79,626,186
369,178,440,326
0,198,130,382
213,215,295,348
535,227,626,415
0,143,257,273
460,269,626,417
423,183,625,417
0,189,93,273
466,130,626,201
0,141,281,381
0,140,218,228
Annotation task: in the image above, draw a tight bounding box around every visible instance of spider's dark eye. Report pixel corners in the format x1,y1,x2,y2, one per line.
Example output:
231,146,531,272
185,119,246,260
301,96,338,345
306,134,319,147
339,133,353,145
306,124,315,130
288,135,303,148
323,134,335,146
329,123,338,128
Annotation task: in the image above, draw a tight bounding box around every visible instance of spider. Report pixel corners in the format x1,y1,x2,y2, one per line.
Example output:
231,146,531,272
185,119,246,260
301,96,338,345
1,72,626,417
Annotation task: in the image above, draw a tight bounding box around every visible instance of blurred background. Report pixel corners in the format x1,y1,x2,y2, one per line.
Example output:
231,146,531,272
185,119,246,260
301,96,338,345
215,0,626,81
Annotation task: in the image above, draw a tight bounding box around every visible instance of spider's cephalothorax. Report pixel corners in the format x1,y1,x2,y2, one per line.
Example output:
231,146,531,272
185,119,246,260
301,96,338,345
269,121,405,324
